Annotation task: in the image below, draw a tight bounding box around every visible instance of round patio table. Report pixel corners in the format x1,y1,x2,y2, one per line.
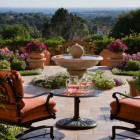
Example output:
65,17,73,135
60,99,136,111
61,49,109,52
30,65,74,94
51,88,102,129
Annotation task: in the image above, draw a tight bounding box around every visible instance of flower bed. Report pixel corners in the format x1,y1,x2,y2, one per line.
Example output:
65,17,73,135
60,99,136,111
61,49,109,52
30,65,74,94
32,71,125,90
0,48,28,71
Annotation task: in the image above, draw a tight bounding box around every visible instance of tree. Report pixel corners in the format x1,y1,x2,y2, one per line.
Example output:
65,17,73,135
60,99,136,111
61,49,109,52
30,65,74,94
1,24,30,39
42,8,89,40
110,9,140,38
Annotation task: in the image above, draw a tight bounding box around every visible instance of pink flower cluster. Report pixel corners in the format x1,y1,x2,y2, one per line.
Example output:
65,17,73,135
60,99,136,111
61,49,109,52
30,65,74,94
124,52,140,60
107,39,128,53
25,41,47,53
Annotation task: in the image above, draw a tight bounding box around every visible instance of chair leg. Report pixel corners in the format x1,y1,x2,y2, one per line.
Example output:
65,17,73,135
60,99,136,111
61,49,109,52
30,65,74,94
50,126,54,139
15,125,54,139
111,125,140,140
110,126,115,140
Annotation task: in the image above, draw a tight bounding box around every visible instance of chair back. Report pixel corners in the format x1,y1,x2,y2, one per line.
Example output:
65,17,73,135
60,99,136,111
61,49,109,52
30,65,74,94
0,70,24,123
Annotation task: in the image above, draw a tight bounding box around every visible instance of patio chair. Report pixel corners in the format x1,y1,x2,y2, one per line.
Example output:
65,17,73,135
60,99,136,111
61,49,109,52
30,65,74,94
0,70,56,139
110,92,140,140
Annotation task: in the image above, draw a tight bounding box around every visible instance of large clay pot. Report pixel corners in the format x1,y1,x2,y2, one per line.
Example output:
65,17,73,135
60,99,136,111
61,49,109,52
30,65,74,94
110,52,124,59
28,52,45,59
27,58,46,69
127,79,138,96
44,50,51,66
99,49,111,66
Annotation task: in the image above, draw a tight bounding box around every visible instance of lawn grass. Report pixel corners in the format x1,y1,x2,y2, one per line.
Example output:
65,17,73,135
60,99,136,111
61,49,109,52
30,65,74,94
112,69,140,76
19,68,42,76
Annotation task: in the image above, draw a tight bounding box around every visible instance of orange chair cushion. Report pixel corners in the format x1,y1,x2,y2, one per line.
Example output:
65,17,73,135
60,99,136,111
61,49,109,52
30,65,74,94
110,96,140,123
0,93,56,123
21,93,56,123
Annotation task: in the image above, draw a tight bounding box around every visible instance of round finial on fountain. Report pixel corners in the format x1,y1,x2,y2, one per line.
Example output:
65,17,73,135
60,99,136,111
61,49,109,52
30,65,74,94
70,43,84,58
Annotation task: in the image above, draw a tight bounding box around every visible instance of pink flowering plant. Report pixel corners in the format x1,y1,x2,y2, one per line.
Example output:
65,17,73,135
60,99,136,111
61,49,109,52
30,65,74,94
107,39,128,53
25,41,47,53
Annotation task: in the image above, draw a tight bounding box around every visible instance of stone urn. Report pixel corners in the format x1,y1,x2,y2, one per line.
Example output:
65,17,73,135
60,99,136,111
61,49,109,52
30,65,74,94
70,43,84,58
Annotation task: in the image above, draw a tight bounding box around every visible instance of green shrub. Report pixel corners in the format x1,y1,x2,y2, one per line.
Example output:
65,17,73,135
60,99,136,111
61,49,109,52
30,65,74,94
93,36,114,55
0,123,23,140
32,72,69,89
112,68,140,76
88,71,115,90
0,60,11,70
125,59,140,71
122,33,140,54
11,58,26,71
133,75,140,90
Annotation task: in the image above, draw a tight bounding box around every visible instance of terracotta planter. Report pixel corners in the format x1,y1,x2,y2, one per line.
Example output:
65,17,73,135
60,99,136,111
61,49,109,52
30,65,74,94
27,58,46,69
110,52,124,59
99,49,111,66
127,79,139,96
44,50,51,66
28,52,45,59
108,58,124,68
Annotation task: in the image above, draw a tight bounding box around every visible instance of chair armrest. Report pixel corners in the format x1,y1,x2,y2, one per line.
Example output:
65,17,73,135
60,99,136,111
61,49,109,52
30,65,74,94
17,92,56,118
18,91,51,99
112,92,140,100
111,92,140,118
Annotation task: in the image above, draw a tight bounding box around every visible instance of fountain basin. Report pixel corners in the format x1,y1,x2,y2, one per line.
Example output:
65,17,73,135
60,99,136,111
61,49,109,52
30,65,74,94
51,54,103,78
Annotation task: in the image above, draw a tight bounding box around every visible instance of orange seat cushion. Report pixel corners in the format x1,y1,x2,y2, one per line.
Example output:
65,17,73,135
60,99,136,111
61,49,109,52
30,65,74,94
110,96,140,123
21,93,56,123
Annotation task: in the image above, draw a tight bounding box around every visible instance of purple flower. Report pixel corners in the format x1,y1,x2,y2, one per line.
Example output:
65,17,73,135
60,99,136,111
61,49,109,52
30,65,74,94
113,78,124,86
107,39,128,53
25,41,47,53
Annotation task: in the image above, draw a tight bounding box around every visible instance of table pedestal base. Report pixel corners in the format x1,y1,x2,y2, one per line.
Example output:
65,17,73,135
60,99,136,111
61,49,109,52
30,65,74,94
56,118,97,129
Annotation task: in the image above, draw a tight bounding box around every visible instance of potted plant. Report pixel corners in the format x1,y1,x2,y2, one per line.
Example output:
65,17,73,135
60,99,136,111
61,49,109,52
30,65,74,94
133,75,140,95
107,39,128,59
107,39,128,67
25,41,47,59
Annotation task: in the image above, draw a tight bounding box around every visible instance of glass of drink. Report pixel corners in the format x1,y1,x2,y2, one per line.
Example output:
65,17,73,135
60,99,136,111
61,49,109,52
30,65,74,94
66,76,79,94
80,77,87,93
86,77,93,92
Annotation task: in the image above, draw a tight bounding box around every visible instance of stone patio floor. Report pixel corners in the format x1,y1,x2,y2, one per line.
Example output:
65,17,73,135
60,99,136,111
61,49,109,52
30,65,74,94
21,66,140,140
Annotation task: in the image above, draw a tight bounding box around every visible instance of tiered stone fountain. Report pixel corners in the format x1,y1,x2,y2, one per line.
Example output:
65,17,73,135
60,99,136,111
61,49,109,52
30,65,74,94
52,43,103,79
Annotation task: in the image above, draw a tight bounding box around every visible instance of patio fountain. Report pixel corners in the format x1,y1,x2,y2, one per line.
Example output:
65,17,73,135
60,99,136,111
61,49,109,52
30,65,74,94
51,43,103,79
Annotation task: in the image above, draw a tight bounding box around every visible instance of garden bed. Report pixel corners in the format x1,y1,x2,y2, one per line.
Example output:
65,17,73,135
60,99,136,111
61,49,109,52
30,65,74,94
31,71,125,90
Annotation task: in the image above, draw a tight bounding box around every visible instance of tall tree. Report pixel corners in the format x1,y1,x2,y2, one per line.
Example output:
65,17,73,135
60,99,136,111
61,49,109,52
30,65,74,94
110,9,140,38
43,8,89,40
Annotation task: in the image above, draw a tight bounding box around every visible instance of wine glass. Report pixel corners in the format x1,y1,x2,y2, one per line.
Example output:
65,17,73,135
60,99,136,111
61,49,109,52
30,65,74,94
80,77,87,93
66,76,79,94
86,77,93,93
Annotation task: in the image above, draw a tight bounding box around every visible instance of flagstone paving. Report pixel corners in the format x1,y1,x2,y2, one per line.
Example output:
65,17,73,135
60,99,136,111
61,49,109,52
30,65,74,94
21,66,139,140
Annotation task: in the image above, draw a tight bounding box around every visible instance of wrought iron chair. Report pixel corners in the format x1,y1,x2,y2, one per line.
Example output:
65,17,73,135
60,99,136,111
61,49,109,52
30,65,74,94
0,70,56,139
110,92,140,140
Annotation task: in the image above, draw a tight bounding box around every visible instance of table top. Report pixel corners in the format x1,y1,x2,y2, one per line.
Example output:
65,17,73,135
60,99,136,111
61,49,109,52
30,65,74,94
51,88,102,98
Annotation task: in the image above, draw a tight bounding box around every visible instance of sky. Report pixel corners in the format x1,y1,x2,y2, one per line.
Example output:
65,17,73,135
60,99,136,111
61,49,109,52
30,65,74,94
0,0,140,8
